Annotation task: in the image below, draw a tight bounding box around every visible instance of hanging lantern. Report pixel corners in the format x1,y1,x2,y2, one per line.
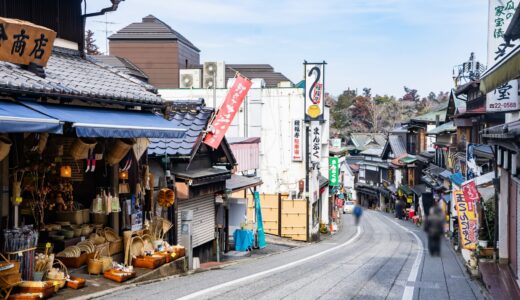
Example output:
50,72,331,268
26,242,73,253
60,165,72,178
119,170,129,180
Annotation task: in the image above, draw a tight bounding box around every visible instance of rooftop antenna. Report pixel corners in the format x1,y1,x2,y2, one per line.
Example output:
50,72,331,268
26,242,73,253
94,14,118,55
452,52,486,88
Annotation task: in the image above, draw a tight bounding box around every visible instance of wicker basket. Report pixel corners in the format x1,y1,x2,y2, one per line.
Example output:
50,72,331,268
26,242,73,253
106,139,135,166
87,251,103,275
70,138,97,160
0,135,12,162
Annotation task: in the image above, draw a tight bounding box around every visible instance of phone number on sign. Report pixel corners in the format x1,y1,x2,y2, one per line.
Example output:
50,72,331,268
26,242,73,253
489,102,517,109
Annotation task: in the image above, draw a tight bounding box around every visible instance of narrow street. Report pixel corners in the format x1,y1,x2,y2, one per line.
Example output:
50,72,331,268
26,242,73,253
96,211,484,300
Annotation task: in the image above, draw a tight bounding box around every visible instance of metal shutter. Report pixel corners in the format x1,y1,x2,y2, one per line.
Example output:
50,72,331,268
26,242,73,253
177,194,215,248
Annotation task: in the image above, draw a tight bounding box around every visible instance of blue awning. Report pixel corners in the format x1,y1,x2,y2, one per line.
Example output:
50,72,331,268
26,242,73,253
0,101,62,133
22,101,186,138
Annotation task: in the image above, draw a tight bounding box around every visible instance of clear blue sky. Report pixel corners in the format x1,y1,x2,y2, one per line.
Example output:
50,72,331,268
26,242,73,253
86,0,488,98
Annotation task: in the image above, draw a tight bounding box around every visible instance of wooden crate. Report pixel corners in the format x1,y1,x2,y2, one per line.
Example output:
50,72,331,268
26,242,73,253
103,269,136,283
132,256,165,269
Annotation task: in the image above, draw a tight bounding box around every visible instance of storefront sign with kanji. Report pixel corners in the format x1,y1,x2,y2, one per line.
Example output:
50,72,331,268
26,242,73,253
454,190,478,250
0,17,56,67
310,121,321,166
291,120,303,161
304,62,325,121
204,74,252,149
486,79,519,112
329,157,339,187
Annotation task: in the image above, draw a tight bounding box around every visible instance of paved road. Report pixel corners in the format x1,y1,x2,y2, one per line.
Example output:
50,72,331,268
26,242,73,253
95,211,484,300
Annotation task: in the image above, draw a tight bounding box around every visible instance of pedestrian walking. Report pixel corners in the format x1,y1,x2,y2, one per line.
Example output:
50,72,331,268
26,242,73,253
395,199,404,219
353,203,363,226
424,201,444,256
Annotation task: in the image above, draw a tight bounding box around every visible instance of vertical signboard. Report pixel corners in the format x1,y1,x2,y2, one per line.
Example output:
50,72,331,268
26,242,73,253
291,120,303,161
329,157,339,187
486,0,520,112
304,62,325,121
454,190,478,250
310,121,321,166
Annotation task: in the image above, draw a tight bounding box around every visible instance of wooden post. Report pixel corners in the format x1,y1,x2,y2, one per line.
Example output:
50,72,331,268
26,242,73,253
278,193,282,236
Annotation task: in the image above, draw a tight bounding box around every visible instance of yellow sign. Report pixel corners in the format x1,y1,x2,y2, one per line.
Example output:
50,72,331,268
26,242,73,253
407,195,413,204
0,17,56,66
454,190,478,250
307,105,321,119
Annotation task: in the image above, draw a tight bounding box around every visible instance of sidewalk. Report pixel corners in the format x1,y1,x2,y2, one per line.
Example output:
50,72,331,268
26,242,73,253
381,212,488,300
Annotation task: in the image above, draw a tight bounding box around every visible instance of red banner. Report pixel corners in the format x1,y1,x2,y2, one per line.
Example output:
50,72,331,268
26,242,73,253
462,180,479,213
204,74,252,149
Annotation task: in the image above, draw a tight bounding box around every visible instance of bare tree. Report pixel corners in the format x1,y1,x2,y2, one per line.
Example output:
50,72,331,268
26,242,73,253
85,30,101,55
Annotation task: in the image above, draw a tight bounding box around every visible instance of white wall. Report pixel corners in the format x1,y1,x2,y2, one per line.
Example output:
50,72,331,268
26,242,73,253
499,168,509,260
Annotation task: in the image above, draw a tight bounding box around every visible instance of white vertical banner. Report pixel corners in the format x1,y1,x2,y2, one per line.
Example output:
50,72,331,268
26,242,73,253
291,119,303,161
487,0,518,66
304,63,325,121
310,121,321,166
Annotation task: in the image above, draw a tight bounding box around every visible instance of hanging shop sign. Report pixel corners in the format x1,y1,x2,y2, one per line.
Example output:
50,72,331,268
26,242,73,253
292,119,303,161
329,157,339,187
461,180,480,213
454,189,478,250
310,121,321,167
486,0,520,112
487,0,518,66
204,74,253,149
0,17,56,67
466,144,482,180
304,62,326,121
487,79,519,112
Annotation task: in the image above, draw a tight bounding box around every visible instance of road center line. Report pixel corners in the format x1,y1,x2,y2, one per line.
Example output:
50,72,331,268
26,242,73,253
385,217,424,300
177,226,363,300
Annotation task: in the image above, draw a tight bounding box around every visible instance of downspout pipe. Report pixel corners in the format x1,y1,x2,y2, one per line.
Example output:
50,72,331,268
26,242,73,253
80,0,125,56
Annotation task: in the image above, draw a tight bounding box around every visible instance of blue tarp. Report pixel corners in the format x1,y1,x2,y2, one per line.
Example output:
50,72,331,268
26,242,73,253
450,172,464,186
442,193,452,203
0,101,62,133
22,101,186,138
233,229,254,251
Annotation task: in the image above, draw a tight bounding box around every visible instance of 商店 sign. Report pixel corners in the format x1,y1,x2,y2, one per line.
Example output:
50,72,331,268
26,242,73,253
291,120,303,161
304,62,325,121
329,157,339,187
0,17,56,67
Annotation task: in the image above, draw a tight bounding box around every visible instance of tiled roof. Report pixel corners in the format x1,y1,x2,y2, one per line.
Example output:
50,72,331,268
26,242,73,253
194,64,292,88
360,147,383,157
388,135,406,157
148,102,213,157
349,133,387,150
0,47,163,106
92,55,149,81
109,15,200,52
427,121,456,135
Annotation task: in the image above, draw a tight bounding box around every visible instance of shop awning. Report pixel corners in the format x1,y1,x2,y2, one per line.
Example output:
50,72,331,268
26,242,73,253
480,44,520,94
226,175,262,193
22,101,186,138
399,184,413,196
0,101,62,133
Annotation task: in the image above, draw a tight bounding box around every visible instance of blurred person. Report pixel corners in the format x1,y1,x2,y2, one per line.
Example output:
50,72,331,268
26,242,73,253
353,203,363,226
424,201,444,256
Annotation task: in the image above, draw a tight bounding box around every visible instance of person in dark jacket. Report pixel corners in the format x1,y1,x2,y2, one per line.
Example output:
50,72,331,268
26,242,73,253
395,199,404,219
424,202,444,256
353,203,363,226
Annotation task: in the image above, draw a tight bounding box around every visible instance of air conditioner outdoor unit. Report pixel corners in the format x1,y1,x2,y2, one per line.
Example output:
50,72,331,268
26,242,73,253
179,69,201,88
203,61,225,89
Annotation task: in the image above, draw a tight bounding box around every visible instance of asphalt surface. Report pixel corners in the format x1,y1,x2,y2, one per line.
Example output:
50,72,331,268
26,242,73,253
94,211,485,300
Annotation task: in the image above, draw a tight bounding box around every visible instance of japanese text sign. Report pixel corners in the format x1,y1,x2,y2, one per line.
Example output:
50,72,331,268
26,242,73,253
486,79,519,112
329,157,339,187
204,74,252,149
304,62,325,121
310,121,321,167
462,180,480,213
292,120,303,161
487,0,518,65
454,190,478,250
0,17,56,67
